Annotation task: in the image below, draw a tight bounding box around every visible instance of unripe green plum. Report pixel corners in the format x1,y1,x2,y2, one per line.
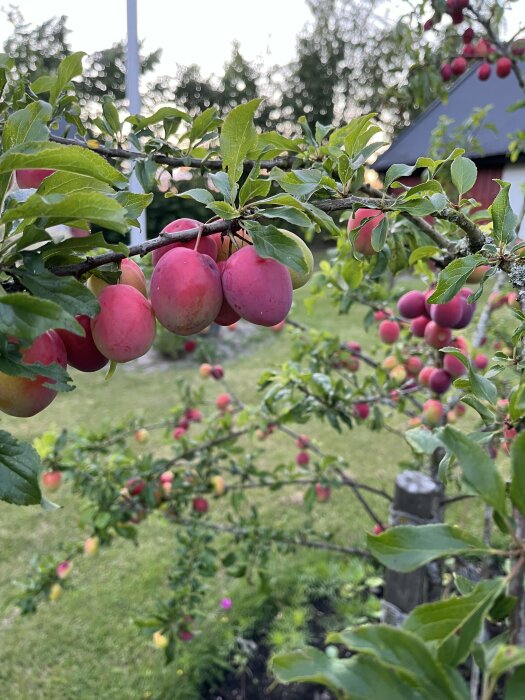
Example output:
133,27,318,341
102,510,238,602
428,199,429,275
277,229,314,289
91,285,156,362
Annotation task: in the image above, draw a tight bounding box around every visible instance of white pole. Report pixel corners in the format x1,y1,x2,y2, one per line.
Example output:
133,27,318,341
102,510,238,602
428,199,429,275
126,0,146,246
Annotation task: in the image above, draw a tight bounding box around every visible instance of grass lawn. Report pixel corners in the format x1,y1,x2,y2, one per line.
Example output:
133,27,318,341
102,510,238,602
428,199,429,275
0,283,493,699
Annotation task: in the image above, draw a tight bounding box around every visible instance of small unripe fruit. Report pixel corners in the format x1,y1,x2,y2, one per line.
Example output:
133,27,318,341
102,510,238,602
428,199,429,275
193,497,209,513
373,524,385,535
374,310,388,321
382,355,398,371
42,470,62,491
135,428,149,444
408,416,422,428
216,393,232,411
379,320,400,344
496,57,512,78
160,470,174,485
455,402,466,417
315,483,331,502
186,408,203,422
447,410,457,424
153,631,169,649
49,583,63,602
389,365,407,384
84,536,100,556
56,560,72,579
418,366,434,388
184,340,197,353
463,44,475,58
467,265,490,283
296,451,310,466
199,363,212,378
422,399,444,426
210,475,226,496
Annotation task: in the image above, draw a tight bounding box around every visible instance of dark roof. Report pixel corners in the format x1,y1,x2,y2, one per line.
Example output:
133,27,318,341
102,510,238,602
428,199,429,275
374,62,524,171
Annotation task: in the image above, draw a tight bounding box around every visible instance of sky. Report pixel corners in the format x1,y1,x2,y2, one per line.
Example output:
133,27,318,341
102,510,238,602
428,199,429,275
0,0,313,77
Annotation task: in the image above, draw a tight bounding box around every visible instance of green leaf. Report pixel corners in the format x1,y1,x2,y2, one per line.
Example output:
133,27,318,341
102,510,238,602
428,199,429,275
404,578,504,648
0,431,42,506
329,626,466,700
175,188,215,205
488,645,525,680
2,101,52,151
1,192,129,233
269,167,323,198
207,201,239,220
256,131,301,156
504,666,525,699
371,217,388,252
408,246,441,265
510,432,525,516
440,426,505,515
187,106,221,144
114,192,153,221
450,157,477,197
261,206,311,228
0,141,127,186
102,97,121,135
405,427,444,455
238,177,271,208
490,181,518,246
367,524,488,572
384,163,417,190
0,293,82,342
15,255,99,319
127,107,190,129
50,52,86,104
241,220,308,274
220,99,261,192
271,647,422,699
427,255,486,303
37,170,114,196
209,172,232,201
41,232,128,262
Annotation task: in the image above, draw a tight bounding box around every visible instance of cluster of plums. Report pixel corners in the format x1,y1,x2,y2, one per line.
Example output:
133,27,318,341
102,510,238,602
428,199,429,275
0,205,312,418
433,17,522,83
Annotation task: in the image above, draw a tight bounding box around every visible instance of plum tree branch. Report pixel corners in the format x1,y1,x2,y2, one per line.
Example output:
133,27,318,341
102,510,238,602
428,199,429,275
173,517,371,558
49,134,296,172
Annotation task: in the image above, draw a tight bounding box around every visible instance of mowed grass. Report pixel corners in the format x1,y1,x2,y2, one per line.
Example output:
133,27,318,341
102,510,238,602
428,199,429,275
0,283,490,699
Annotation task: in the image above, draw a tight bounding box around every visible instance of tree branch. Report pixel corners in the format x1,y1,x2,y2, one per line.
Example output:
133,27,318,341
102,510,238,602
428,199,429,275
49,134,296,172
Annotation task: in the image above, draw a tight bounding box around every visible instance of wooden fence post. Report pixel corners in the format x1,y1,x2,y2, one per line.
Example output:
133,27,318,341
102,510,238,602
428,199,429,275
382,468,444,626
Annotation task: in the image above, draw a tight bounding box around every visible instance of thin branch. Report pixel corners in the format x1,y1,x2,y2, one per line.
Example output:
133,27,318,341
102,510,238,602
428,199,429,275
49,134,296,172
174,517,371,558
